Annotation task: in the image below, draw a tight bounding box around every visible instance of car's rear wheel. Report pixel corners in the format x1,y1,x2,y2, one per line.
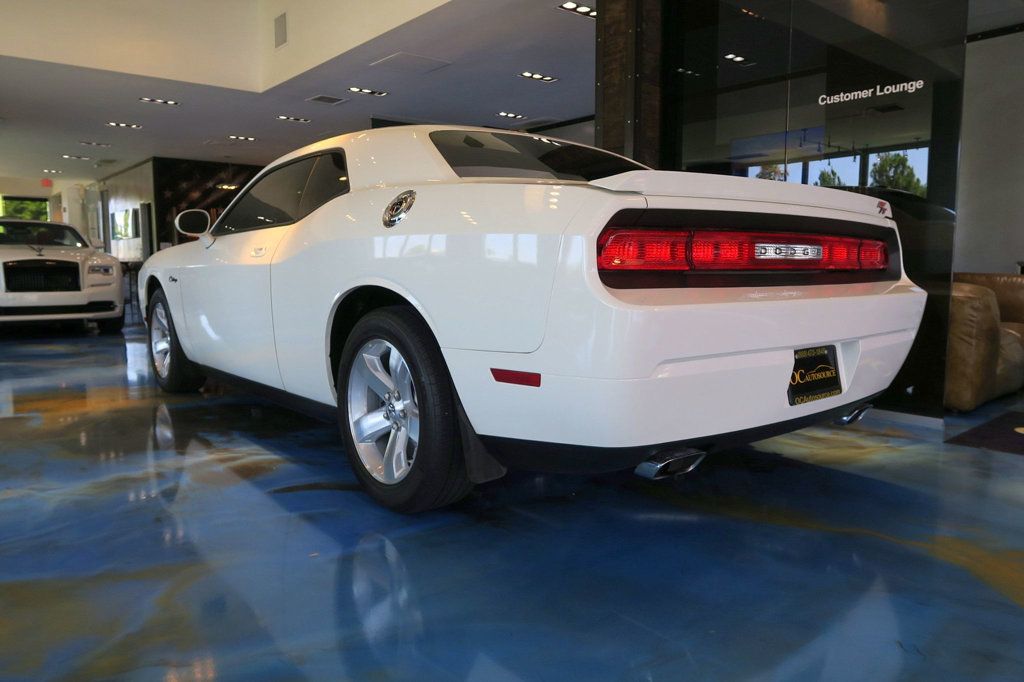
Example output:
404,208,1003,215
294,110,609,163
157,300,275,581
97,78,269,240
338,307,471,512
148,289,205,393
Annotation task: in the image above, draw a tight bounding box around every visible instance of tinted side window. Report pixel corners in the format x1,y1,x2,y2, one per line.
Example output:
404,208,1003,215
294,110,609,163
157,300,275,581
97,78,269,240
213,157,315,235
300,152,351,216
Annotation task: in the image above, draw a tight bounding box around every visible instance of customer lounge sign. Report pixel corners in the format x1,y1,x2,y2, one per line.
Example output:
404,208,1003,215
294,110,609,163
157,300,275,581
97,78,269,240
818,79,926,106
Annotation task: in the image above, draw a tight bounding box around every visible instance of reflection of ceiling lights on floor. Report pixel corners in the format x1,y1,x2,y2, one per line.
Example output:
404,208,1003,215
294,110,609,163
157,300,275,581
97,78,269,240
79,141,111,148
216,184,239,190
557,2,597,18
107,121,142,129
276,115,310,123
228,135,257,141
740,7,764,19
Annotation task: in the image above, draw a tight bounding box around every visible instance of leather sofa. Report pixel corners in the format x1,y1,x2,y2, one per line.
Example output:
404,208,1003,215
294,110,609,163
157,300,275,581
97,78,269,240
944,273,1024,411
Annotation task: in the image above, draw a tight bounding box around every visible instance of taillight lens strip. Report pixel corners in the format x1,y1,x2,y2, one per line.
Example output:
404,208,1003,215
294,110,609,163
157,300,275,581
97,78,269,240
597,229,888,272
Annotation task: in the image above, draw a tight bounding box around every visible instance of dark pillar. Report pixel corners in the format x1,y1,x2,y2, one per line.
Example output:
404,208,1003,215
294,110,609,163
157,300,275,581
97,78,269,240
596,0,662,167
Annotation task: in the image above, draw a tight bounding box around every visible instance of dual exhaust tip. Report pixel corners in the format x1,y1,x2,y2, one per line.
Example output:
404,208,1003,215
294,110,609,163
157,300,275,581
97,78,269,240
634,403,871,481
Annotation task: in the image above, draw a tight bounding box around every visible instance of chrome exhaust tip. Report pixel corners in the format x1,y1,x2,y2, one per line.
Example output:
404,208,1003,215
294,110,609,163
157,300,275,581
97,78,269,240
834,403,872,426
635,448,706,481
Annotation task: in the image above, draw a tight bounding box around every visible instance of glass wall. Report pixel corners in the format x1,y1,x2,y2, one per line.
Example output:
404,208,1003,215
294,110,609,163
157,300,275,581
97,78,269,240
654,0,967,417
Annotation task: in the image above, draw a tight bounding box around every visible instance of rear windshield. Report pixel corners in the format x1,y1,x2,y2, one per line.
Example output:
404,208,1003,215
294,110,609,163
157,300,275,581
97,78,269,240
0,221,88,247
430,130,646,181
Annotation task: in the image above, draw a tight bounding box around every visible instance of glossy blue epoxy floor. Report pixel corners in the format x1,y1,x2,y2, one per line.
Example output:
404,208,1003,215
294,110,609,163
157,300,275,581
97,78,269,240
1,325,1023,681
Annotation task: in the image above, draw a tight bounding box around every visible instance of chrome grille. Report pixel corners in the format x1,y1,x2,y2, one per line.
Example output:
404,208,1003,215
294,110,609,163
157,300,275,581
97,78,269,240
3,260,81,292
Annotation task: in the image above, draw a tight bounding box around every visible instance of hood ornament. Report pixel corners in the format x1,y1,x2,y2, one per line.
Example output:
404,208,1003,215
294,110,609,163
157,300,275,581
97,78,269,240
383,190,416,228
27,245,45,257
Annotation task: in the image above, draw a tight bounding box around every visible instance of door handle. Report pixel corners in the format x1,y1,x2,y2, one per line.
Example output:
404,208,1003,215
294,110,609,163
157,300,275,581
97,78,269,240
250,246,267,258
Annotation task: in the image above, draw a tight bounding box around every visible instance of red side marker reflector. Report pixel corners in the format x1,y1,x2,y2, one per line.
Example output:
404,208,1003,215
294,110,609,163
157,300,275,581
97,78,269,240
491,369,542,387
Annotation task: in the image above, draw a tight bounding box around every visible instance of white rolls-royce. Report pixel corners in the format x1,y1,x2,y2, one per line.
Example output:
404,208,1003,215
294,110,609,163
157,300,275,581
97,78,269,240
138,125,925,512
0,218,124,332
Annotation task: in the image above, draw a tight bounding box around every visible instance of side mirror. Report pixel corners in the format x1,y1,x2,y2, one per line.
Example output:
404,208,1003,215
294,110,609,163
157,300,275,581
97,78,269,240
175,209,211,236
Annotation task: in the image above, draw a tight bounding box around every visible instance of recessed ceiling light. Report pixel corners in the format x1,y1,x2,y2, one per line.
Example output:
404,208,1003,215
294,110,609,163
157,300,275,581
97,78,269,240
497,111,527,119
276,115,311,123
216,183,240,190
107,121,142,129
557,2,596,18
676,67,702,77
724,53,748,62
139,97,179,106
79,141,111,148
518,71,559,83
228,134,258,141
42,169,63,174
61,154,90,160
347,86,388,97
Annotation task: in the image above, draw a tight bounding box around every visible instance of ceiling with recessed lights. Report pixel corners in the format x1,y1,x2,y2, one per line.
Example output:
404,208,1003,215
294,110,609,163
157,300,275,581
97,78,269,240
0,0,595,187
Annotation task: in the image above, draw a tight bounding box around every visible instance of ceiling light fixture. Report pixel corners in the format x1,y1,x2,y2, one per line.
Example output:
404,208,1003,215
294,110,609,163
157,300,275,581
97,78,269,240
347,86,388,97
497,111,527,119
676,67,702,77
557,2,596,17
724,53,748,62
107,121,142,129
276,115,311,123
228,134,257,141
61,154,91,160
79,141,111,147
139,97,179,106
519,71,559,83
216,184,240,190
42,169,63,174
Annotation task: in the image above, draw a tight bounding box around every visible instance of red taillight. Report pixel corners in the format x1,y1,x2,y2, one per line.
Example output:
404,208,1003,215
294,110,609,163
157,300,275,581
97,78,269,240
597,229,888,272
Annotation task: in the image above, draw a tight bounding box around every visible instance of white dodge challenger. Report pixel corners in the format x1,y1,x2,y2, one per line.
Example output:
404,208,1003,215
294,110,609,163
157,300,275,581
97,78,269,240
139,125,925,511
0,218,124,332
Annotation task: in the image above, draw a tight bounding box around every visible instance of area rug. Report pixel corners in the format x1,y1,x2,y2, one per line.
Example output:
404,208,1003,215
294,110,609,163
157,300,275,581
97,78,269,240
946,411,1024,455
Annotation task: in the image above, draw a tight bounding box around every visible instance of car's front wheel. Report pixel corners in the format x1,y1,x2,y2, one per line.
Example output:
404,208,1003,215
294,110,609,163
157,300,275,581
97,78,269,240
338,307,472,512
148,289,205,393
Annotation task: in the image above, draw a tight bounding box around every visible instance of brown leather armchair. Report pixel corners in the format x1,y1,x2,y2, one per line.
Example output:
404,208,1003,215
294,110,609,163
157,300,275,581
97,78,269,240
944,274,1024,411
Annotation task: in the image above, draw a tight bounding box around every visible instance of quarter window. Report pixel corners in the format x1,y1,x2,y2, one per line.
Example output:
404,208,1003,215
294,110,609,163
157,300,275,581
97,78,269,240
299,152,351,216
213,157,315,235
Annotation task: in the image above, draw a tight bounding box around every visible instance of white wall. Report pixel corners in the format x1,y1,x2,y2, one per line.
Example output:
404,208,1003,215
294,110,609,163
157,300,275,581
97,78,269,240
953,31,1024,274
257,0,449,88
0,0,260,90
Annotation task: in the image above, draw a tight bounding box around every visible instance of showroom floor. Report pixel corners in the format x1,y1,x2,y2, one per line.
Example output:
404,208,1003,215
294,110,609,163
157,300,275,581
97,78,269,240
1,325,1023,681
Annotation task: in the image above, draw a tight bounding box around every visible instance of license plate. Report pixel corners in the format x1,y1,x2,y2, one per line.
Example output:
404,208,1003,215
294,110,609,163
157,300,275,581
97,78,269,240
788,345,842,406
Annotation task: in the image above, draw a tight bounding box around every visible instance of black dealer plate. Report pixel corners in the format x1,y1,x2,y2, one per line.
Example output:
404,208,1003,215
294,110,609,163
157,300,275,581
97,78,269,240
788,345,842,406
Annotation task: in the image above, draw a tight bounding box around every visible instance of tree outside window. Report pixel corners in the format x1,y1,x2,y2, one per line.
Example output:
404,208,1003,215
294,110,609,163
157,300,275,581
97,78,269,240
0,196,49,221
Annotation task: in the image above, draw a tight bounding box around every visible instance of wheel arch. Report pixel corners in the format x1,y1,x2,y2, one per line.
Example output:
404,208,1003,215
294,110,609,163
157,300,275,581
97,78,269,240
325,282,440,396
143,275,163,318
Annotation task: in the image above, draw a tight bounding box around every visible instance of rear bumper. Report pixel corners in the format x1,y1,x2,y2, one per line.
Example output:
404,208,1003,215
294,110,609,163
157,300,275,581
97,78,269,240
444,279,925,462
481,392,882,473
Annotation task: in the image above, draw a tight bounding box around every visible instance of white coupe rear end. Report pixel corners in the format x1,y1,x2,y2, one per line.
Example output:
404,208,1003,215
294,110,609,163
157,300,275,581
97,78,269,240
138,125,925,510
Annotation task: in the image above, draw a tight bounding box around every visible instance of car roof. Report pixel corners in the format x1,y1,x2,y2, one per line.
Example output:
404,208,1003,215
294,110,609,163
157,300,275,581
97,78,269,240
261,124,633,191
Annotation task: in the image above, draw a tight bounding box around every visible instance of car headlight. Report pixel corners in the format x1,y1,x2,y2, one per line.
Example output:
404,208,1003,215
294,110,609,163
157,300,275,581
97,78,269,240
88,264,115,276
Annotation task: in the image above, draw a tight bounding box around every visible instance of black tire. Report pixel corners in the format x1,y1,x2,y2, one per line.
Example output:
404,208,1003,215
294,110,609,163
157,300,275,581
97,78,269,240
148,288,205,393
97,309,125,334
337,306,472,513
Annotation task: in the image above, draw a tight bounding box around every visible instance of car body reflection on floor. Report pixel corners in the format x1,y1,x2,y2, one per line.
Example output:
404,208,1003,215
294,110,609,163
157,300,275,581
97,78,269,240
1,324,1023,680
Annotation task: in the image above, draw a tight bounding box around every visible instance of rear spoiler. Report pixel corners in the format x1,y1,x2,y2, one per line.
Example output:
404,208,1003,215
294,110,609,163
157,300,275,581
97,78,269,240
590,171,893,221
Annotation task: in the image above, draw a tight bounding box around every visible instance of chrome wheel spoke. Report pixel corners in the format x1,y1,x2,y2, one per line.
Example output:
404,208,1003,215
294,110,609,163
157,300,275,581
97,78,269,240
353,408,392,444
381,426,410,483
357,346,395,400
389,349,414,399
